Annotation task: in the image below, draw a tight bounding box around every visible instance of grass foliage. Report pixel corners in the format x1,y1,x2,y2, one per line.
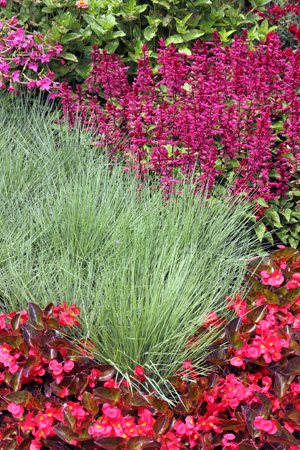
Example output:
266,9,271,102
0,95,264,390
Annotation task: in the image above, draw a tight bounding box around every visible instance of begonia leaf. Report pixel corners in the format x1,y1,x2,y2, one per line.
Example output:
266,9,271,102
238,323,256,336
5,391,32,406
47,338,71,350
93,387,121,403
274,373,290,399
253,391,272,415
247,264,272,276
82,391,99,416
24,356,39,378
0,336,24,348
272,248,298,261
45,318,60,329
3,427,17,439
287,408,300,425
152,416,169,437
267,427,299,446
43,302,54,318
241,405,260,438
53,424,79,443
225,317,242,333
239,443,257,450
4,441,17,450
10,370,22,392
123,394,151,408
246,305,267,323
263,289,280,304
245,274,265,291
146,396,169,412
284,288,300,302
28,302,43,329
221,419,246,431
63,408,76,430
205,345,226,363
228,330,243,350
127,437,157,449
95,365,115,381
81,439,97,449
95,437,127,450
187,385,201,401
282,357,300,375
11,313,21,332
17,436,33,450
166,376,186,393
289,340,300,355
69,374,89,395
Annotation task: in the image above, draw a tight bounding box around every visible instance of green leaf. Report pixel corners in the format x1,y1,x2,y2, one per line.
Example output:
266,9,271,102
60,52,78,62
144,25,157,41
182,30,205,42
152,0,170,9
254,221,266,242
282,208,292,222
105,40,119,53
165,34,184,45
101,14,117,30
264,208,281,227
256,197,268,207
60,33,82,44
91,23,105,37
289,236,299,249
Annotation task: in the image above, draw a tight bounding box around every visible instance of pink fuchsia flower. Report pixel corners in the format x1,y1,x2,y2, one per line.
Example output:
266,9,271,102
76,0,88,7
260,270,284,287
7,402,24,418
253,416,277,434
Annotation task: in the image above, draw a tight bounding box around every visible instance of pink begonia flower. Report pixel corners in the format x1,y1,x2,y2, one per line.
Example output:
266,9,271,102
64,360,74,372
230,356,244,367
102,403,121,419
260,270,284,287
0,0,7,8
253,416,277,434
76,0,88,7
7,402,24,418
49,359,63,376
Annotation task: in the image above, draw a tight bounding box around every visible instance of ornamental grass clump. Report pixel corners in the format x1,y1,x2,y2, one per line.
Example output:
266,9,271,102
0,95,263,388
